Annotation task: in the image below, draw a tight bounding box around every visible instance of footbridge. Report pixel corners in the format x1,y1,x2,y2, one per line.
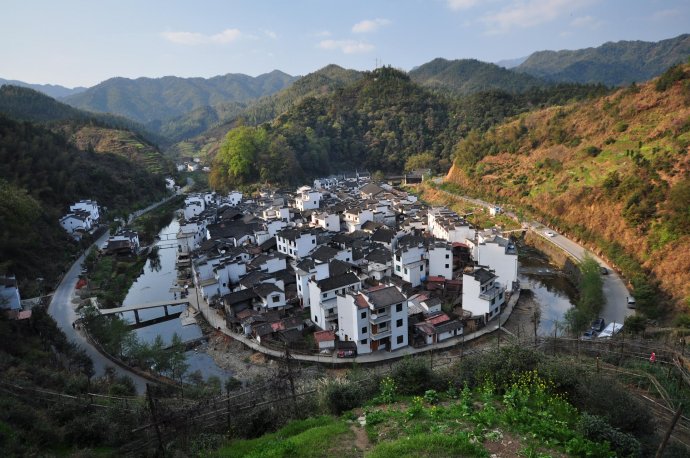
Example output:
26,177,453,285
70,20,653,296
99,297,196,324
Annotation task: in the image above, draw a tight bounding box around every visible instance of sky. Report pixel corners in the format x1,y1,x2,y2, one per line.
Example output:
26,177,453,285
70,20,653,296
1,0,689,88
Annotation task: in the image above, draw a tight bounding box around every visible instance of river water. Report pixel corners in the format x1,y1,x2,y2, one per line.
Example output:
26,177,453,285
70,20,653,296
119,217,232,382
517,244,578,336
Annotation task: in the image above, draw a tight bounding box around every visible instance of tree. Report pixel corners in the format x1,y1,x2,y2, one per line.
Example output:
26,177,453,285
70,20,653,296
404,151,436,172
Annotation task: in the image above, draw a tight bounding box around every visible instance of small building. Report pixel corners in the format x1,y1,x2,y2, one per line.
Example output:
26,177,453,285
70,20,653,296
0,275,22,311
314,330,336,351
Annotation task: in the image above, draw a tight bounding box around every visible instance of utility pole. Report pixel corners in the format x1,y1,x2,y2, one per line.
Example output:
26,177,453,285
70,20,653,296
146,383,164,456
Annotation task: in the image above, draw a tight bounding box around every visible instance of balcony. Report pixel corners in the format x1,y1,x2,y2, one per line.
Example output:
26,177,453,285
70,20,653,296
370,328,392,340
479,283,505,301
369,312,391,325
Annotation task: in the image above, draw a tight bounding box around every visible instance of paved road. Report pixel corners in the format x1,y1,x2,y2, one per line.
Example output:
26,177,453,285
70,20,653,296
49,234,150,394
527,224,634,326
432,185,633,325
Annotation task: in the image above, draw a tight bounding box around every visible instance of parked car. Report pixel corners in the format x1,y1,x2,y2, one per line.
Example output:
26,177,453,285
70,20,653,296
600,267,608,275
591,318,606,333
581,329,596,340
627,296,636,308
337,349,356,358
544,230,556,237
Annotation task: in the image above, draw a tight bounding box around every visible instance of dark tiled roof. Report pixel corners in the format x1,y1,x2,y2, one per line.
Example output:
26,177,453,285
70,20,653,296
366,286,405,307
316,272,360,292
472,267,496,284
311,245,339,263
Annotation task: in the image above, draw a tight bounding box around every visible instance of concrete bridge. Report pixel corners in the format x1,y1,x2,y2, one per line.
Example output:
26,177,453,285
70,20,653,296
100,297,195,324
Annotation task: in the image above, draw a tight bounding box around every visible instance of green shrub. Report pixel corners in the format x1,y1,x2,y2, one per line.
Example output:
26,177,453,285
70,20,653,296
321,379,365,415
391,357,438,395
583,145,601,157
578,413,642,457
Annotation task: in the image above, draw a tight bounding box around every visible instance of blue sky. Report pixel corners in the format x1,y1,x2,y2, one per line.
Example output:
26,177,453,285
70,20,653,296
1,0,688,87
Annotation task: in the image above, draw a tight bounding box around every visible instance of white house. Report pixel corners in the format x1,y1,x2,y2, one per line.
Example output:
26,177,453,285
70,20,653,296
309,272,361,331
462,267,505,322
427,207,474,244
475,235,518,291
183,195,206,220
70,200,99,222
311,211,341,232
427,241,453,279
343,207,374,233
59,213,91,236
276,228,317,259
248,253,287,274
295,258,331,307
0,275,21,311
393,241,427,287
336,285,408,354
294,186,321,211
226,191,243,206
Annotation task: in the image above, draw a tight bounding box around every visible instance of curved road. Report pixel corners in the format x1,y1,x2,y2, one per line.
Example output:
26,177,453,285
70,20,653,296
434,185,633,325
49,233,150,394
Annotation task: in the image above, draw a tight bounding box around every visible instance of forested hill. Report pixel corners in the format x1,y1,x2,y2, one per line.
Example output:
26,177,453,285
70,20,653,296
410,58,545,95
516,33,690,86
209,66,609,189
0,115,167,287
446,64,690,313
0,85,174,175
209,67,459,189
63,70,298,125
0,77,86,98
166,64,364,159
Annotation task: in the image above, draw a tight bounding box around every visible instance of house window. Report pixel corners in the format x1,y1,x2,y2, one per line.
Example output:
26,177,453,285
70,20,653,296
420,265,424,272
361,311,366,319
312,239,316,244
404,268,408,274
378,308,385,315
445,254,449,259
328,308,334,315
396,303,403,312
491,298,495,305
396,319,403,328
315,316,318,323
499,292,504,300
380,322,387,329
395,255,400,261
445,264,449,269
323,293,327,298
396,335,403,344
272,296,280,303
360,339,367,345
396,265,401,272
361,326,367,334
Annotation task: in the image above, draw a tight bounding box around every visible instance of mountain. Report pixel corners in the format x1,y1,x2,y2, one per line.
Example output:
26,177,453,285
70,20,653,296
0,85,173,175
409,58,545,95
63,70,298,125
444,64,690,314
495,56,529,69
0,114,167,286
516,33,690,86
0,77,87,98
166,64,364,160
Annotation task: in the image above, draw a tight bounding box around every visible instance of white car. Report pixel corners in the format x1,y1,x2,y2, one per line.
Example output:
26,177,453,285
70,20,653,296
544,230,556,237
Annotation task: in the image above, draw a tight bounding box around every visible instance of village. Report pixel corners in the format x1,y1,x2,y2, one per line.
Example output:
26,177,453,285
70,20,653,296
162,173,521,360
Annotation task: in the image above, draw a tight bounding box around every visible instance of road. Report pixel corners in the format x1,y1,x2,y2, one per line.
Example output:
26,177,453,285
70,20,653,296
49,233,149,394
432,184,633,325
528,224,634,325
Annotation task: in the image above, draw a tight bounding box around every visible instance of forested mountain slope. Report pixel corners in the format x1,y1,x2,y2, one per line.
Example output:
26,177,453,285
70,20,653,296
516,33,690,86
446,64,690,312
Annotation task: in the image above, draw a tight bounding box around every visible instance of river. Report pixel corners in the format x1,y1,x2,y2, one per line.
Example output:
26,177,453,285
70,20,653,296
517,245,579,336
119,217,232,382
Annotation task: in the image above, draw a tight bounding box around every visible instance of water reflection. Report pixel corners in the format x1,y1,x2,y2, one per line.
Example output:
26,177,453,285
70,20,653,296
120,217,232,382
518,245,578,336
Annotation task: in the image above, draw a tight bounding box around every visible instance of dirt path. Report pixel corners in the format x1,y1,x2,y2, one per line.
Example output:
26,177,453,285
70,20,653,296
350,424,371,453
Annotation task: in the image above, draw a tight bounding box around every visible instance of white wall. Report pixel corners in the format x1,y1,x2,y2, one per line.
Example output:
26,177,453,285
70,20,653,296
428,245,452,279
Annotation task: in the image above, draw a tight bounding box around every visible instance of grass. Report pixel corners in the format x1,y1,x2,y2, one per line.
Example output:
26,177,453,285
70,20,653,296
367,432,486,458
214,416,356,458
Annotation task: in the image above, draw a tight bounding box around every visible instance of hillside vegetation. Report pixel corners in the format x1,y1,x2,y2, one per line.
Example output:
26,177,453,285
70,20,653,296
410,58,545,95
0,115,167,289
446,64,690,314
517,33,690,86
63,70,297,125
166,64,363,160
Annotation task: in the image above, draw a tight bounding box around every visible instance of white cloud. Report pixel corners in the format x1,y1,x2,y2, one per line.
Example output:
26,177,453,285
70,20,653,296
481,0,594,34
314,30,332,37
652,8,679,21
447,0,480,10
352,18,391,33
570,15,603,29
161,28,242,45
319,39,374,54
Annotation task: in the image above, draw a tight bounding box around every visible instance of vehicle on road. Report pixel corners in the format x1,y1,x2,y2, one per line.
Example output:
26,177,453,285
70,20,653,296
591,318,606,333
598,322,623,339
544,230,556,237
600,267,608,275
581,330,596,340
627,296,636,308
